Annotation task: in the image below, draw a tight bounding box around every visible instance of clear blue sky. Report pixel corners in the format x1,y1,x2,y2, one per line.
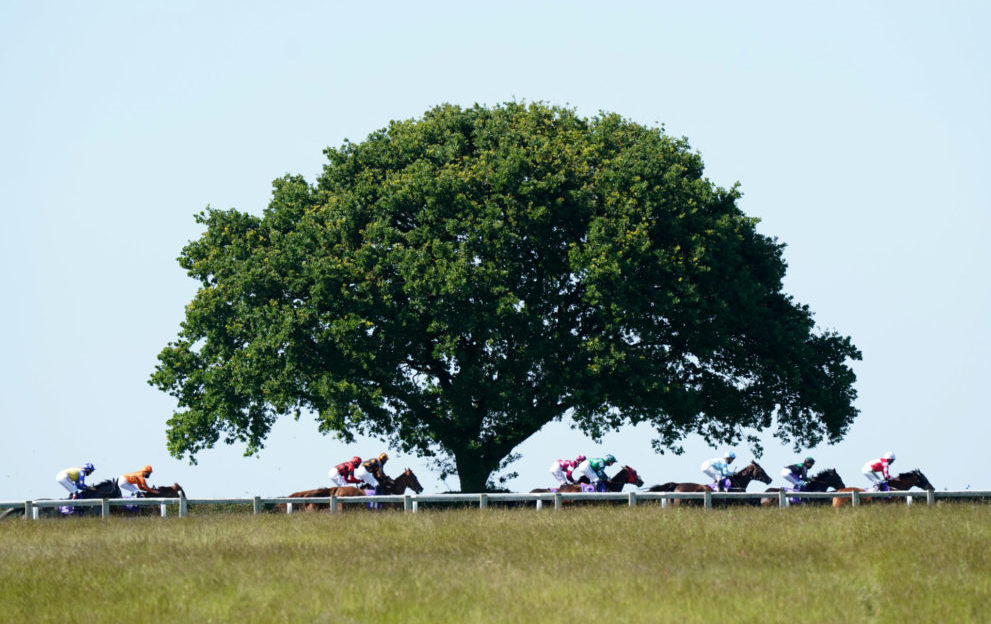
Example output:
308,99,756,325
2,2,988,499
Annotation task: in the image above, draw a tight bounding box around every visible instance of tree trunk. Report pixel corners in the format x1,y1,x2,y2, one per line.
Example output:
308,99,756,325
453,450,498,493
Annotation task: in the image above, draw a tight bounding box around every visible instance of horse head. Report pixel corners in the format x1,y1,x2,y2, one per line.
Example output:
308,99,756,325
813,468,845,491
164,483,186,498
616,466,644,487
898,469,935,491
734,461,772,486
399,468,424,494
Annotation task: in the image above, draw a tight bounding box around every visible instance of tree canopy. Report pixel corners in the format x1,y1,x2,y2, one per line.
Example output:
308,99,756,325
150,102,861,492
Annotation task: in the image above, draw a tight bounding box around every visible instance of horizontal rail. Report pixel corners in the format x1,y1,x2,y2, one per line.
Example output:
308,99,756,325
3,490,990,518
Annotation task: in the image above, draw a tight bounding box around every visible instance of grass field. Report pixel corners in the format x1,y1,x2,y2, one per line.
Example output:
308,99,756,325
1,505,989,623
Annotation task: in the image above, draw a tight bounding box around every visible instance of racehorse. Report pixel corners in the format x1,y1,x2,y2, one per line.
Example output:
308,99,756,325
647,461,772,506
149,483,186,499
126,483,187,515
760,468,845,507
530,465,644,495
281,468,424,511
832,469,936,507
58,479,123,516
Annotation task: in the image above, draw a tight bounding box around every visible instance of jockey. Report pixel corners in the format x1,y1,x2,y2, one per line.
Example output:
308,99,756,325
118,465,159,497
549,454,586,485
862,452,895,490
701,451,736,491
330,456,363,487
781,457,815,490
572,455,616,492
55,463,95,498
355,453,390,495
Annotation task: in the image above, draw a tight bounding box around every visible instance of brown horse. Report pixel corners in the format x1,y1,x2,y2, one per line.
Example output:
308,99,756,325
128,483,187,515
531,465,644,494
648,461,772,506
282,468,425,511
760,469,845,507
832,469,935,507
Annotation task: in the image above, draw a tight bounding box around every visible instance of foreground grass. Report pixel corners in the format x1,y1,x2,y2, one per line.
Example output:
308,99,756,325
1,505,988,623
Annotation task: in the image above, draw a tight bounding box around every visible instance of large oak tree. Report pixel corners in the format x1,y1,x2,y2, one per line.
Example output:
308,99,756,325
151,102,861,492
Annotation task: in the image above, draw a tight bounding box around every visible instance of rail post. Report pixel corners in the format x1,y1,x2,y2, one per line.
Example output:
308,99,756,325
554,492,562,510
851,490,860,507
404,494,412,513
286,502,293,515
479,494,488,510
906,495,913,507
160,503,168,517
24,500,33,520
628,491,638,508
252,496,261,515
101,499,110,518
778,490,788,508
330,495,338,513
179,496,188,518
927,490,936,506
660,497,668,509
704,490,712,510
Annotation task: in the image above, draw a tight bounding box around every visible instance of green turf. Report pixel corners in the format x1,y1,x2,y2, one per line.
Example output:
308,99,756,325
1,505,988,623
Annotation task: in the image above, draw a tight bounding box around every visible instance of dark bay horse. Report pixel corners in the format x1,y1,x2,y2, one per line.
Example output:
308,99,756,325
760,468,845,507
149,483,186,499
832,469,936,507
648,461,772,506
2,480,123,518
530,465,644,495
58,479,122,516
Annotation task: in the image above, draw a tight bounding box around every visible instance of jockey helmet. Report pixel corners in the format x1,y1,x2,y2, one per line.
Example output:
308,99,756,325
883,451,895,462
351,456,362,467
724,451,736,461
604,454,616,465
83,463,95,473
378,452,389,463
143,465,153,474
575,454,587,463
804,456,815,466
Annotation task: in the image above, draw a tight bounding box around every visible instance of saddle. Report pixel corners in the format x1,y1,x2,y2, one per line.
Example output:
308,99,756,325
710,478,731,492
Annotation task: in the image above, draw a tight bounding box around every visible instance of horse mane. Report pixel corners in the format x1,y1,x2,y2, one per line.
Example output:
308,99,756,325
813,468,837,479
896,469,922,479
736,460,760,473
